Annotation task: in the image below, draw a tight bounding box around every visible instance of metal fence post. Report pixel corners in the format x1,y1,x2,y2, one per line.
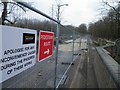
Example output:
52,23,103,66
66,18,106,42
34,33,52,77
72,30,75,61
54,5,60,89
79,36,81,52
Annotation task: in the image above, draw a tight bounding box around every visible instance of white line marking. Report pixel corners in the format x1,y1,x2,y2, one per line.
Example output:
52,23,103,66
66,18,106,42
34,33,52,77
88,57,89,63
70,54,82,88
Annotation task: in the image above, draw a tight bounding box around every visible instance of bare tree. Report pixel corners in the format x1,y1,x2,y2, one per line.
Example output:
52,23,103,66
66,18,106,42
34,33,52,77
0,0,26,25
102,0,120,38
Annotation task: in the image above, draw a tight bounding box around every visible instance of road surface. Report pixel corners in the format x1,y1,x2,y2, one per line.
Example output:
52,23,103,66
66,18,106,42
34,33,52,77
68,36,98,88
1,37,81,88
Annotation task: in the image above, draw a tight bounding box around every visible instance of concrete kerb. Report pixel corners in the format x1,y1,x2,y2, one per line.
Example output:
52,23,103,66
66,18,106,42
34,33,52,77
96,46,120,88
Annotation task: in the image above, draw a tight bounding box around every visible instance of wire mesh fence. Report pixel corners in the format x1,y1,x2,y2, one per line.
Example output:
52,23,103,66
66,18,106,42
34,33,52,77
0,0,81,88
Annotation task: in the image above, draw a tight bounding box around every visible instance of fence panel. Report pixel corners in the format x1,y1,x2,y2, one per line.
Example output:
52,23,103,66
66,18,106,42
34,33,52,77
0,1,81,88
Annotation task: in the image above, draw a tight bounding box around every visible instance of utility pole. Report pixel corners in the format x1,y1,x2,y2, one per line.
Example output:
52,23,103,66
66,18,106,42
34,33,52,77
54,4,68,89
51,4,54,32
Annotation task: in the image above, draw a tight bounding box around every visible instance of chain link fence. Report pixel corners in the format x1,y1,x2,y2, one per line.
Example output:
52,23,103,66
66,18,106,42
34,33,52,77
0,0,81,88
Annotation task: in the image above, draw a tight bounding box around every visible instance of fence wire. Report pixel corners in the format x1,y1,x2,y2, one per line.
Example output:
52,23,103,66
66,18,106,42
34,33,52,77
0,0,81,88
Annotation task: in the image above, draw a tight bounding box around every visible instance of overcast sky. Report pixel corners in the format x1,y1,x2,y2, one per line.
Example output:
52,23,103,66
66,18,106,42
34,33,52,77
62,0,101,26
1,0,116,26
23,0,104,27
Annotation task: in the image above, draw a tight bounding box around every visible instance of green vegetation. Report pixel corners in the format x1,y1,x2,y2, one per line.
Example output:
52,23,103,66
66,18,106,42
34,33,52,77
93,38,114,46
115,56,120,64
88,1,120,40
76,24,87,34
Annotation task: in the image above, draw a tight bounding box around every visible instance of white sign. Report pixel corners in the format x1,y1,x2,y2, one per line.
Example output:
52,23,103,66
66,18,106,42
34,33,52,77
0,25,37,83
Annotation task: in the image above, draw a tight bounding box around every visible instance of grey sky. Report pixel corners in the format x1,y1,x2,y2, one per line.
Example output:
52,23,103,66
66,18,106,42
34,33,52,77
25,0,102,27
1,0,118,26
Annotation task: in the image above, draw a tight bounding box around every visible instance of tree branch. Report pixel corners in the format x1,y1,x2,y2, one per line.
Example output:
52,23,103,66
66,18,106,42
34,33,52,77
7,2,26,12
5,18,14,24
103,1,120,15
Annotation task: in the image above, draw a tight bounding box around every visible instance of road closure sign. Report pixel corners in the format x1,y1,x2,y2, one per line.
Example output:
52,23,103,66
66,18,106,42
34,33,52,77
0,25,37,83
38,31,54,62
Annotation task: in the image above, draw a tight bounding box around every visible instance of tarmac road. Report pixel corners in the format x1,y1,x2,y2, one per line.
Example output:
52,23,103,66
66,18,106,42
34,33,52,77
68,36,98,88
1,38,81,88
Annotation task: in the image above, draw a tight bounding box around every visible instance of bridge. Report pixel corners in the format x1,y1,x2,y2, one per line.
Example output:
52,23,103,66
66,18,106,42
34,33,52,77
0,27,119,88
0,0,120,89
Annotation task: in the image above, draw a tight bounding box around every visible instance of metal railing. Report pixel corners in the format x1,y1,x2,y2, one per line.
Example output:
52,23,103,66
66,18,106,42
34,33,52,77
1,0,81,89
96,46,120,88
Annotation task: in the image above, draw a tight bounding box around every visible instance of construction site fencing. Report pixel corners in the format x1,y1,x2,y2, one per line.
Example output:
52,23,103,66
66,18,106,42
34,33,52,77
0,0,81,89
